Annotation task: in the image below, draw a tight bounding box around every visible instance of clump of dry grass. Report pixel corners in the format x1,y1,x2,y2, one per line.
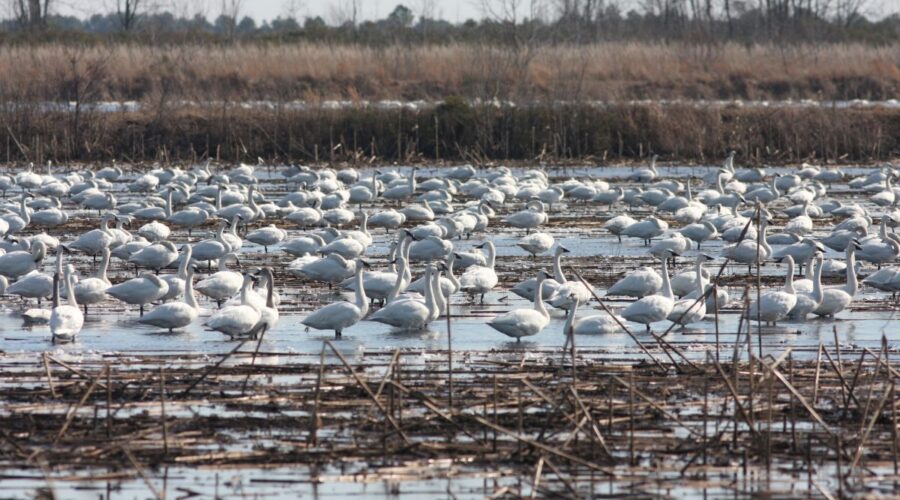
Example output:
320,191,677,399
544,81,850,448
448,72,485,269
0,42,897,102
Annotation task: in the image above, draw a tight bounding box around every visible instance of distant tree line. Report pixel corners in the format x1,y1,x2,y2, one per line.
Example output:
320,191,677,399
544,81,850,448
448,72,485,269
0,1,897,45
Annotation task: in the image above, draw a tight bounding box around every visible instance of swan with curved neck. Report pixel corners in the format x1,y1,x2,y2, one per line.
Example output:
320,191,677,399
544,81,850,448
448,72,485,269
488,270,550,341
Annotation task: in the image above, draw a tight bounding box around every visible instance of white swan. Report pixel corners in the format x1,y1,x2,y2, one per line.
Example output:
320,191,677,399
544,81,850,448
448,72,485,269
369,264,437,329
548,246,592,310
204,273,262,338
282,234,325,257
0,240,46,279
517,232,555,258
488,270,550,341
505,200,548,234
722,216,772,272
68,214,116,259
789,253,824,320
621,216,668,246
748,255,798,326
606,266,661,298
813,240,862,318
73,247,112,314
139,264,200,332
667,254,710,326
192,220,231,267
161,245,192,302
603,215,636,243
296,253,357,285
248,267,279,336
195,253,242,307
129,240,178,272
50,265,84,343
458,241,498,303
8,242,63,305
106,272,169,316
302,262,370,337
622,251,676,331
564,297,622,336
246,224,286,253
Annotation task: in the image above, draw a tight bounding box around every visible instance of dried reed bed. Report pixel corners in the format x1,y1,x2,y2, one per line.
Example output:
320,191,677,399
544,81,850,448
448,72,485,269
0,42,898,101
1,341,897,497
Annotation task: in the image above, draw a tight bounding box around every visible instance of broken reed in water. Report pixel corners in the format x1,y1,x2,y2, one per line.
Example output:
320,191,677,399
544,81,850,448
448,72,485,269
1,342,897,497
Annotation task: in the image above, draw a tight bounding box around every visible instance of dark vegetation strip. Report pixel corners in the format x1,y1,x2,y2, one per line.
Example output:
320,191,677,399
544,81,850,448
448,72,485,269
4,101,898,163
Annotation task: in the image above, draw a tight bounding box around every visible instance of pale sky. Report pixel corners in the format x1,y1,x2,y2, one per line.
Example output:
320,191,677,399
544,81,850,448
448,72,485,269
52,0,488,24
44,0,898,24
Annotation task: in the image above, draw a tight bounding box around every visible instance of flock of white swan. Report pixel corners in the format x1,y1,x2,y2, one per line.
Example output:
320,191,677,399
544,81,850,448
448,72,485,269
0,155,895,345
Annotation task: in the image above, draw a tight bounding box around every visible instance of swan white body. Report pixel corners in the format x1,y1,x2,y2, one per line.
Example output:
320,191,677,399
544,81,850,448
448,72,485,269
488,271,550,340
622,254,675,331
458,241,498,302
204,274,262,337
50,266,84,342
139,265,200,331
302,264,370,337
748,256,798,325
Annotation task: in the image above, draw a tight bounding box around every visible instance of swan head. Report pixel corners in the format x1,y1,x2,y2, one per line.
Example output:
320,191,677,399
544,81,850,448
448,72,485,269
358,259,372,269
699,253,715,262
558,245,571,254
850,239,863,251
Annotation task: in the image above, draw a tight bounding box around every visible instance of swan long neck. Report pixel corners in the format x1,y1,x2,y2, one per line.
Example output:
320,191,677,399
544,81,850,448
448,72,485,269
165,189,173,217
811,258,824,303
552,249,566,283
784,258,795,294
387,258,407,303
661,258,673,299
759,221,772,256
424,265,436,321
485,242,496,270
184,268,198,309
240,276,253,305
52,272,59,308
64,268,77,307
98,249,111,282
716,173,725,194
534,273,548,318
264,270,275,308
694,258,705,295
446,256,460,290
431,267,446,316
563,297,578,337
55,247,64,276
845,247,858,296
354,266,369,316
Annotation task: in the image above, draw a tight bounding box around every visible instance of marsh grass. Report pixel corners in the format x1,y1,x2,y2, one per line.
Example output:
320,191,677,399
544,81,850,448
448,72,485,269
1,42,898,102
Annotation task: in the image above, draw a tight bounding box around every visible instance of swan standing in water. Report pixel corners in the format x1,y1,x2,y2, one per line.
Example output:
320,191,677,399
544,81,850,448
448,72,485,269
249,267,280,336
813,240,862,318
548,246,593,310
139,264,200,332
106,272,169,316
487,270,550,341
204,273,262,338
50,265,84,343
621,250,676,331
0,240,46,279
195,253,242,308
667,254,712,326
789,253,824,320
564,296,622,336
73,247,112,314
302,262,371,337
748,256,798,326
369,264,437,330
458,241,498,303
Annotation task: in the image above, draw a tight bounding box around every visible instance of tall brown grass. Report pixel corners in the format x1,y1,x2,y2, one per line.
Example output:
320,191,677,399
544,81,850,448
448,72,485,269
0,42,898,102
